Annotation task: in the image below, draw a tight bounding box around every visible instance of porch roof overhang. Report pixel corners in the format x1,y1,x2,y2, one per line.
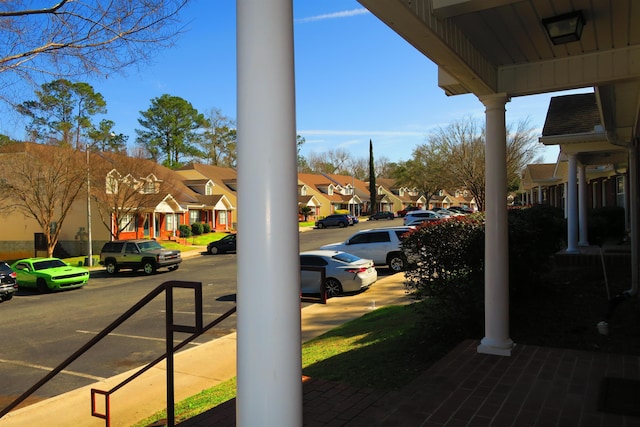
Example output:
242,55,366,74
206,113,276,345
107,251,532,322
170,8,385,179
155,194,186,213
357,0,640,147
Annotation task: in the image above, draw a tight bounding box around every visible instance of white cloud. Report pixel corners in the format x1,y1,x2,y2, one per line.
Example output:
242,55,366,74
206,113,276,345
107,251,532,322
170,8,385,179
298,129,425,137
296,8,369,24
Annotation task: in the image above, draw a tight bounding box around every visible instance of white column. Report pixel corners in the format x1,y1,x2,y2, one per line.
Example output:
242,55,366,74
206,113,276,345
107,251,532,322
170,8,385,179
236,1,302,426
564,182,568,218
578,163,589,246
477,94,514,356
537,185,543,204
628,145,638,295
567,154,579,252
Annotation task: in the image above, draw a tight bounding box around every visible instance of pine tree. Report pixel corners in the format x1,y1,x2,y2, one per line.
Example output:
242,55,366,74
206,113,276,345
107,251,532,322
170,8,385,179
369,139,376,214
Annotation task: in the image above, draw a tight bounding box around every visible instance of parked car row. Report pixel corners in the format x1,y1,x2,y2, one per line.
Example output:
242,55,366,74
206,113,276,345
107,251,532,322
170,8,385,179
368,211,395,220
315,214,352,228
0,256,91,302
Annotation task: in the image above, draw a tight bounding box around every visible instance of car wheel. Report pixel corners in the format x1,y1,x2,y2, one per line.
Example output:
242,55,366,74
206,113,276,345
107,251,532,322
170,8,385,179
37,279,49,294
323,278,343,298
318,223,325,229
1,294,13,301
338,221,346,228
209,246,219,255
143,261,157,275
388,253,407,272
168,265,179,272
105,260,118,275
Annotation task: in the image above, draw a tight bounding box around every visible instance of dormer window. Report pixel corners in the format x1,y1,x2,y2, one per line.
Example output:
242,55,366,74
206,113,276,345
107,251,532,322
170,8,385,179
144,180,159,194
105,170,120,194
205,181,214,196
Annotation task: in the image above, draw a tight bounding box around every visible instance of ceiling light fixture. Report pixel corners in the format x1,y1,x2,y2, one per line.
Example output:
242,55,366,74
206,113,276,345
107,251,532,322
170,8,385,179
542,10,585,45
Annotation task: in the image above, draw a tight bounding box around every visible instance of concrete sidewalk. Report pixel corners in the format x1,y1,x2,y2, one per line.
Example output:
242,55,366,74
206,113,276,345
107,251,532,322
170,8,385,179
0,271,412,427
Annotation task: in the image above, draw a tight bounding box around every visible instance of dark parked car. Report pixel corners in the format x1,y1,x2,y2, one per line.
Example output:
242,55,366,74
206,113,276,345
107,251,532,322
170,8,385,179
99,239,182,275
0,261,17,301
208,233,237,255
368,211,395,220
396,206,421,217
315,214,351,228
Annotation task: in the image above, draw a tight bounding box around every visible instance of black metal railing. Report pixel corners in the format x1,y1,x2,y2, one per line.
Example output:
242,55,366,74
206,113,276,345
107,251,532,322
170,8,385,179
0,280,236,427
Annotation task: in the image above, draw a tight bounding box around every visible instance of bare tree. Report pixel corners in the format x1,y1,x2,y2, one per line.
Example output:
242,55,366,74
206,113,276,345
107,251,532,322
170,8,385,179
307,148,353,174
392,143,449,207
375,155,393,178
199,108,237,167
90,151,177,239
347,157,368,181
430,116,539,211
0,0,188,98
0,142,86,256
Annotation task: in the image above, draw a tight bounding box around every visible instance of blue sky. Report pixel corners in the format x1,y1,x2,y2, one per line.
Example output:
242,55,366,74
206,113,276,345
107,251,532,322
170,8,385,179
4,0,590,164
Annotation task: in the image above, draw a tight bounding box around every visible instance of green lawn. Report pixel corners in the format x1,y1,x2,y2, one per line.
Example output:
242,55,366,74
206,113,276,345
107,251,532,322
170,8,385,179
133,303,451,426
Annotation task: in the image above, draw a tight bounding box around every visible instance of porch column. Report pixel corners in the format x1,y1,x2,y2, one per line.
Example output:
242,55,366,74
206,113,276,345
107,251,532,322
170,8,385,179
578,163,589,246
564,182,568,218
567,154,579,252
477,93,514,356
236,1,302,426
629,145,638,295
537,185,543,204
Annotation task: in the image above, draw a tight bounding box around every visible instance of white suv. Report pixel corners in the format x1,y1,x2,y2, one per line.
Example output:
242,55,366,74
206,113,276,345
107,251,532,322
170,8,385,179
403,210,443,226
320,226,415,272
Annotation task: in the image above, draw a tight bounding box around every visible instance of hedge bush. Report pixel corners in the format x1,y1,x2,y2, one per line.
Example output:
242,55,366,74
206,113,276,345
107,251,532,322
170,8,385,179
402,205,567,339
203,223,211,233
587,206,626,245
191,222,204,236
178,224,192,238
507,204,566,294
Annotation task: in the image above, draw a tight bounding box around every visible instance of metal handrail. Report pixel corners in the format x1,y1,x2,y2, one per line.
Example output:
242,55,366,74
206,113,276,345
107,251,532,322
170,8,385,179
0,280,237,427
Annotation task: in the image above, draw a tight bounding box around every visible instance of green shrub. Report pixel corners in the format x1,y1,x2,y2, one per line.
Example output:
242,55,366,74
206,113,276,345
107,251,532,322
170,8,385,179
507,205,566,293
587,206,626,245
403,206,566,336
178,224,192,238
191,222,204,236
402,215,486,338
202,223,211,233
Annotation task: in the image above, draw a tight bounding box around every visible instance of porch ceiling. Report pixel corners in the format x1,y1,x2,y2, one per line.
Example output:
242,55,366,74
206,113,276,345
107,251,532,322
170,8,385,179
358,0,640,144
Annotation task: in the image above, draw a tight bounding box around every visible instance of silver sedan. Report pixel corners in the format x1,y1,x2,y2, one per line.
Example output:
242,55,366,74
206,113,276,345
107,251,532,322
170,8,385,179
300,250,377,298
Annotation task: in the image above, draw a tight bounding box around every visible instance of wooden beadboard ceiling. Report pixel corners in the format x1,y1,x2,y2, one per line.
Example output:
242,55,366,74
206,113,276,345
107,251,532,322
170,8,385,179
439,0,637,67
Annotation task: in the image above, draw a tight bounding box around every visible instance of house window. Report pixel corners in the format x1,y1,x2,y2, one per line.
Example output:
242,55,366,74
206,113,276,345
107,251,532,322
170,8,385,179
301,186,307,196
143,180,157,194
106,171,119,194
205,182,214,196
166,214,177,231
120,213,136,232
616,176,625,207
189,210,201,225
218,210,226,227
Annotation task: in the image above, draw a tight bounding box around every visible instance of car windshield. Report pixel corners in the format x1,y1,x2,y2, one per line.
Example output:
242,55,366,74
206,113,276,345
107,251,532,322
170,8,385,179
137,241,164,251
332,252,362,264
33,259,66,270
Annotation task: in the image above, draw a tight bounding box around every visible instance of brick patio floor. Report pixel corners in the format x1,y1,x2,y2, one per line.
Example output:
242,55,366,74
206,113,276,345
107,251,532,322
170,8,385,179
177,339,640,426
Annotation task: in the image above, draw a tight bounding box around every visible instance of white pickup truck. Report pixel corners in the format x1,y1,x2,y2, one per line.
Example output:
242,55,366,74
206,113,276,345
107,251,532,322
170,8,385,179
320,226,415,272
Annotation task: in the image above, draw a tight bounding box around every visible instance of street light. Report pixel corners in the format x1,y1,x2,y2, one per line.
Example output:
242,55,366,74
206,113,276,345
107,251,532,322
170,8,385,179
86,144,93,266
86,132,116,267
